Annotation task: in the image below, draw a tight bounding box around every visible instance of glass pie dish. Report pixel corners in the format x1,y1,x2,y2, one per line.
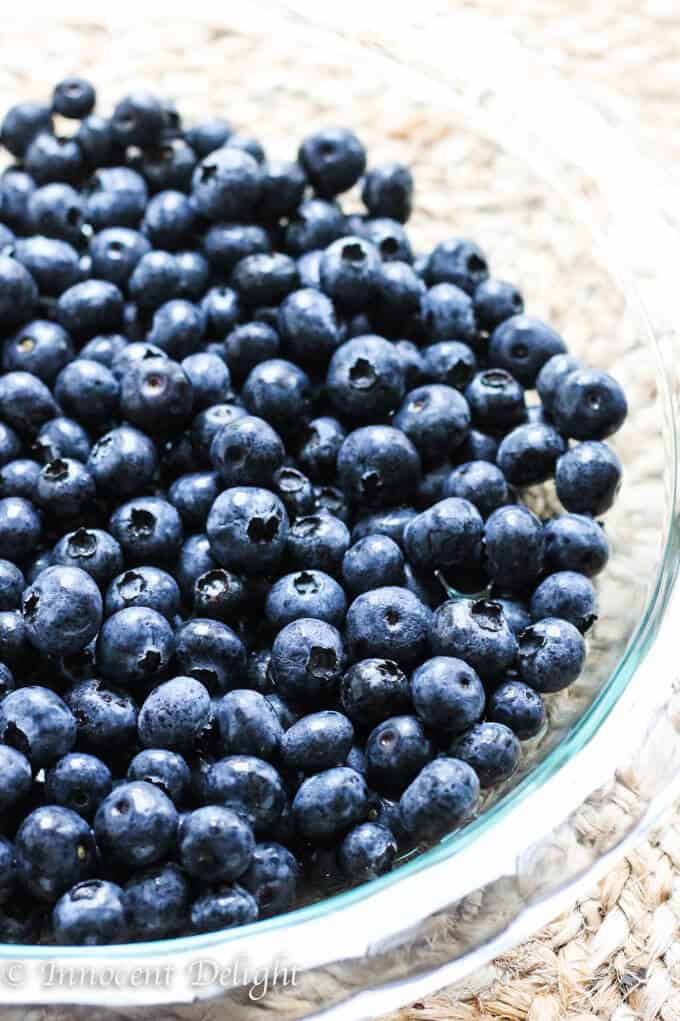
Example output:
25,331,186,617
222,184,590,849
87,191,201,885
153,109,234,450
0,7,679,1019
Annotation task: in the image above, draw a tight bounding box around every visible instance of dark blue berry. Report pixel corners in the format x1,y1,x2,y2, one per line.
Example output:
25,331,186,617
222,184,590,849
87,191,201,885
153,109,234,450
215,689,283,760
327,336,404,423
484,505,544,591
544,513,609,577
299,128,366,198
174,617,247,694
138,677,213,753
404,497,483,573
52,528,123,588
342,535,404,595
497,422,566,486
536,352,581,413
242,358,313,436
124,862,190,939
366,715,433,798
412,656,485,734
445,461,510,518
338,425,420,509
488,680,545,739
241,841,298,918
87,425,157,496
95,780,178,868
64,679,138,757
127,749,191,806
450,722,520,788
35,457,95,517
431,598,517,679
16,805,96,902
207,486,288,575
489,315,566,387
22,565,102,656
465,369,526,432
179,805,254,882
52,77,96,119
271,617,345,702
555,441,622,516
345,586,432,667
293,766,368,843
112,91,164,147
281,710,354,774
202,755,286,834
96,606,174,688
52,879,127,946
192,147,262,221
265,569,346,630
473,278,524,331
190,884,258,933
530,571,597,633
1,102,53,157
45,753,113,820
552,368,627,440
0,745,32,814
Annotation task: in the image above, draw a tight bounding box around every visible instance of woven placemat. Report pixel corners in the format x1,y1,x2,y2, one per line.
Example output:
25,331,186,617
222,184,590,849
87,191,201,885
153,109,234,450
0,6,677,1020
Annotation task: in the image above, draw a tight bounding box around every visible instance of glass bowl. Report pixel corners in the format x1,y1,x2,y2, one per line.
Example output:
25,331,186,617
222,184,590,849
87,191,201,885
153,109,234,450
0,7,679,1019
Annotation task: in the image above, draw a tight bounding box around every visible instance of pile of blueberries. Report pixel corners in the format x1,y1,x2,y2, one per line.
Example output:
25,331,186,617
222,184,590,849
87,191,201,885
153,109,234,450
0,78,627,948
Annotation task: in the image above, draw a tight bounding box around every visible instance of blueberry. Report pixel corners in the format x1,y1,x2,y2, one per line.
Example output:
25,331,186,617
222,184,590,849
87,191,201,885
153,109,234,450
240,841,298,918
257,160,306,219
488,680,546,739
242,358,313,436
281,710,354,774
299,127,366,197
28,182,85,243
179,805,254,882
271,466,316,520
45,753,113,820
0,835,17,904
0,662,14,700
169,472,220,530
337,426,420,509
484,505,544,591
0,424,21,471
127,749,191,806
473,278,524,332
492,597,532,637
227,134,266,163
15,804,96,903
351,505,418,547
207,486,289,575
185,118,232,157
552,368,627,440
95,780,178,868
191,567,246,623
53,879,127,946
338,821,397,880
543,513,609,577
265,569,347,629
421,340,478,390
85,166,148,229
488,315,566,387
0,610,30,668
421,283,477,345
401,757,479,840
0,496,41,562
555,441,622,515
124,862,190,940
89,226,151,286
191,147,262,221
0,459,41,500
201,285,241,337
0,370,56,437
450,721,520,788
497,422,566,486
296,417,346,483
22,565,102,656
340,658,411,727
536,353,581,413
271,617,345,702
444,461,510,518
96,606,174,687
142,189,196,248
33,416,90,463
0,559,24,610
284,197,345,255
181,351,229,409
110,496,183,565
293,766,368,844
202,755,286,834
399,385,472,468
138,677,213,753
203,221,270,275
365,715,433,798
0,895,44,944
87,425,158,497
404,497,483,573
277,288,343,369
210,415,283,489
174,618,247,694
64,679,138,757
394,339,426,388
215,689,283,760
425,238,488,294
76,115,122,169
465,369,526,432
327,336,404,422
431,598,518,679
231,251,299,307
530,572,597,633
1,102,53,157
412,656,485,734
297,249,323,289
361,162,412,222
111,91,164,147
190,883,258,933
0,745,32,813
224,322,280,384
341,535,404,596
24,132,83,185
345,586,432,667
454,429,500,466
52,77,96,120
286,511,350,575
175,533,217,597
35,457,95,517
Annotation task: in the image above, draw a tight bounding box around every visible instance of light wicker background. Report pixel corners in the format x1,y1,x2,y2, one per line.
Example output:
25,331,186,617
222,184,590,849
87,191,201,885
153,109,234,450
0,4,677,1020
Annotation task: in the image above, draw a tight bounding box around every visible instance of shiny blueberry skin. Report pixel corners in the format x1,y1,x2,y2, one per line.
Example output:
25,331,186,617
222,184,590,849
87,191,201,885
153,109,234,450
271,617,345,703
88,425,158,496
190,883,258,934
281,710,354,774
95,780,178,868
63,679,138,757
0,371,57,437
286,511,350,576
192,567,248,623
0,835,17,904
138,677,213,753
271,466,316,520
179,805,254,882
175,533,216,597
191,146,262,221
536,353,581,413
89,227,151,285
168,472,219,531
96,606,174,688
366,715,433,798
22,565,102,657
120,355,193,436
492,597,532,637
240,841,298,919
351,505,417,548
340,658,411,728
35,457,95,518
202,755,286,835
174,618,247,694
201,285,240,337
327,336,404,423
530,570,597,634
85,166,148,230
45,753,113,821
124,862,190,940
185,117,232,157
52,879,127,947
394,384,470,464
421,282,477,345
210,415,283,489
207,486,288,575
232,252,299,308
298,127,365,198
543,513,609,577
296,417,346,484
127,750,191,807
488,315,566,387
0,745,32,814
142,190,196,249
4,320,74,385
555,441,622,516
0,559,24,610
362,162,413,222
111,91,164,147
16,805,97,902
1,101,53,157
337,425,421,509
319,236,380,313
265,569,347,630
34,416,90,463
24,132,84,186
214,689,283,761
552,368,627,440
455,428,500,466
346,586,432,668
52,77,96,119
224,322,280,383
242,358,313,436
518,612,588,694
399,757,480,840
450,721,520,788
444,461,510,519
425,238,489,294
292,766,369,844
421,340,478,389
473,278,524,332
0,424,21,470
497,422,566,486
484,505,545,591
431,598,518,679
182,351,229,408
338,822,397,880
278,288,344,370
341,535,404,596
404,497,483,573
110,496,183,566
0,610,30,668
465,369,526,433
412,656,485,735
257,160,306,220
284,198,345,255
56,280,124,340
0,459,41,500
144,301,205,362
488,680,546,740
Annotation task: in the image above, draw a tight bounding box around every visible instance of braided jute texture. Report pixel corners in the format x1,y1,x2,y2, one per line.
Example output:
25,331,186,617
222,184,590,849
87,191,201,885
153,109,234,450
0,4,677,1021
